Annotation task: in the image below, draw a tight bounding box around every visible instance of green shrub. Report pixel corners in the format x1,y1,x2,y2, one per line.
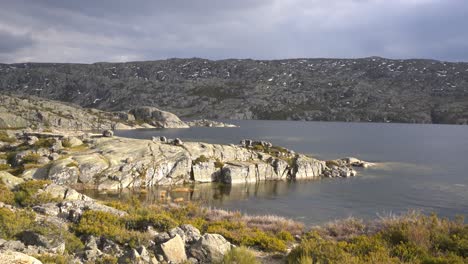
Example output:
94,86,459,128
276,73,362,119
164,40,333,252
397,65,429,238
325,160,341,167
288,214,468,264
94,255,119,264
0,164,11,171
214,159,224,169
193,155,210,165
0,180,15,204
14,180,58,207
277,230,295,242
125,210,179,231
30,221,84,253
0,131,16,143
0,208,35,239
222,246,259,264
74,210,151,247
22,153,41,164
33,138,55,149
34,254,75,264
207,220,288,252
74,210,125,239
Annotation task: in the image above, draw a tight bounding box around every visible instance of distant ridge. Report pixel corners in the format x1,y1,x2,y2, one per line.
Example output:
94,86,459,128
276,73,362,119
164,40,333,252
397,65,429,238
1,57,467,124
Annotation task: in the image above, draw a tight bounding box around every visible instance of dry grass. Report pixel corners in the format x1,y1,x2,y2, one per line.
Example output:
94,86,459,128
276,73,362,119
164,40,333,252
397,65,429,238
205,208,304,235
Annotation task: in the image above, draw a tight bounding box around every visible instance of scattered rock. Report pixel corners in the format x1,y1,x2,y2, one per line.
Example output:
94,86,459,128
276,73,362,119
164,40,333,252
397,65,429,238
0,171,24,189
189,233,232,263
160,234,187,263
102,130,114,137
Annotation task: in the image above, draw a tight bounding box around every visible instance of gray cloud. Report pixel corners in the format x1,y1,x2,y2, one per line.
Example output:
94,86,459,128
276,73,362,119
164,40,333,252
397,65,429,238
0,0,467,63
0,30,34,54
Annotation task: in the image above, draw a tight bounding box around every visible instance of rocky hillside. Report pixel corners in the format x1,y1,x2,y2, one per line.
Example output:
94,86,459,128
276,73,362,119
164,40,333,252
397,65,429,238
1,57,467,124
0,94,226,130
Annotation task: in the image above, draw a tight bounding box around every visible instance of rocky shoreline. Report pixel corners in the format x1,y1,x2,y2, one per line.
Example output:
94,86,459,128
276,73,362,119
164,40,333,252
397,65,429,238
0,129,373,191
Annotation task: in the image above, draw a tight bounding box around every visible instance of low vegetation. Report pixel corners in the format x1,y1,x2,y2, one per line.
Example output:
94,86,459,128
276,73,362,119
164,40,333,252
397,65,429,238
287,212,468,264
193,154,210,165
14,180,59,207
99,200,300,252
0,180,14,204
0,131,16,143
0,177,466,263
222,246,260,264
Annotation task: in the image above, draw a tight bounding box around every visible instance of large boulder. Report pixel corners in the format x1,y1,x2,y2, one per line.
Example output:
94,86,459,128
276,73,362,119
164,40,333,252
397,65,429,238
220,162,257,184
292,155,325,179
0,251,42,264
0,171,24,189
62,136,83,147
192,161,220,183
160,234,187,263
189,233,232,263
129,106,189,128
18,231,65,254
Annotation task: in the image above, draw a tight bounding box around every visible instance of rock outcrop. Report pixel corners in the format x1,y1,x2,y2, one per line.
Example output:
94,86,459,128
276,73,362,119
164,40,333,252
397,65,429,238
129,106,189,128
4,133,369,190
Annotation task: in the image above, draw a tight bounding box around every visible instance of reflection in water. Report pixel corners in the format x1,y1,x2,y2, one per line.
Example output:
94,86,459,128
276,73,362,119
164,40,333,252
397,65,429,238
85,180,304,206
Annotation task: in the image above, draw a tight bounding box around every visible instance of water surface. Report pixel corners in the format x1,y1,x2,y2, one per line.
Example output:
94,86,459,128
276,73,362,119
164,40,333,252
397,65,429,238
109,120,468,224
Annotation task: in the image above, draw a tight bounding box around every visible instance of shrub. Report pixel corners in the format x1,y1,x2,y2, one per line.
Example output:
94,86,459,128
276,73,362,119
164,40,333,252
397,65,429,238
222,246,259,264
14,180,58,207
30,221,84,253
325,160,341,167
288,213,468,264
0,164,11,171
94,255,119,264
33,138,55,149
214,159,225,169
74,210,125,240
22,153,41,164
0,131,16,143
0,208,35,239
206,220,288,252
34,254,75,264
277,230,295,242
0,180,14,204
193,155,210,165
125,210,179,231
74,210,151,247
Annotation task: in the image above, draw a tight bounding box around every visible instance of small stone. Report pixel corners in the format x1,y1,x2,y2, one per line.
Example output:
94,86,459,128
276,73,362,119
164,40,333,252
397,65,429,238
102,130,114,137
173,138,183,146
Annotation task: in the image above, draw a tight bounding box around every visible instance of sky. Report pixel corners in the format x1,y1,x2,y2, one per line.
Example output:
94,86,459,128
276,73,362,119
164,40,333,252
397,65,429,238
0,0,467,63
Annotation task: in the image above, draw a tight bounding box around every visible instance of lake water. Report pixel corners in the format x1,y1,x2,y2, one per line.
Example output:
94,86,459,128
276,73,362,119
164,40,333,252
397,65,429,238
111,120,468,224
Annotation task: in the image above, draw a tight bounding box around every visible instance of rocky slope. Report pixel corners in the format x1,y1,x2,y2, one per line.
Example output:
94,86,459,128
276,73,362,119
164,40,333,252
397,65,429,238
0,94,231,130
1,57,467,124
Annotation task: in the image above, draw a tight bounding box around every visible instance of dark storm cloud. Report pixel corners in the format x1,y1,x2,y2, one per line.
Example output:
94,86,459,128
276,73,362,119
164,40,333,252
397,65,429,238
0,0,467,63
